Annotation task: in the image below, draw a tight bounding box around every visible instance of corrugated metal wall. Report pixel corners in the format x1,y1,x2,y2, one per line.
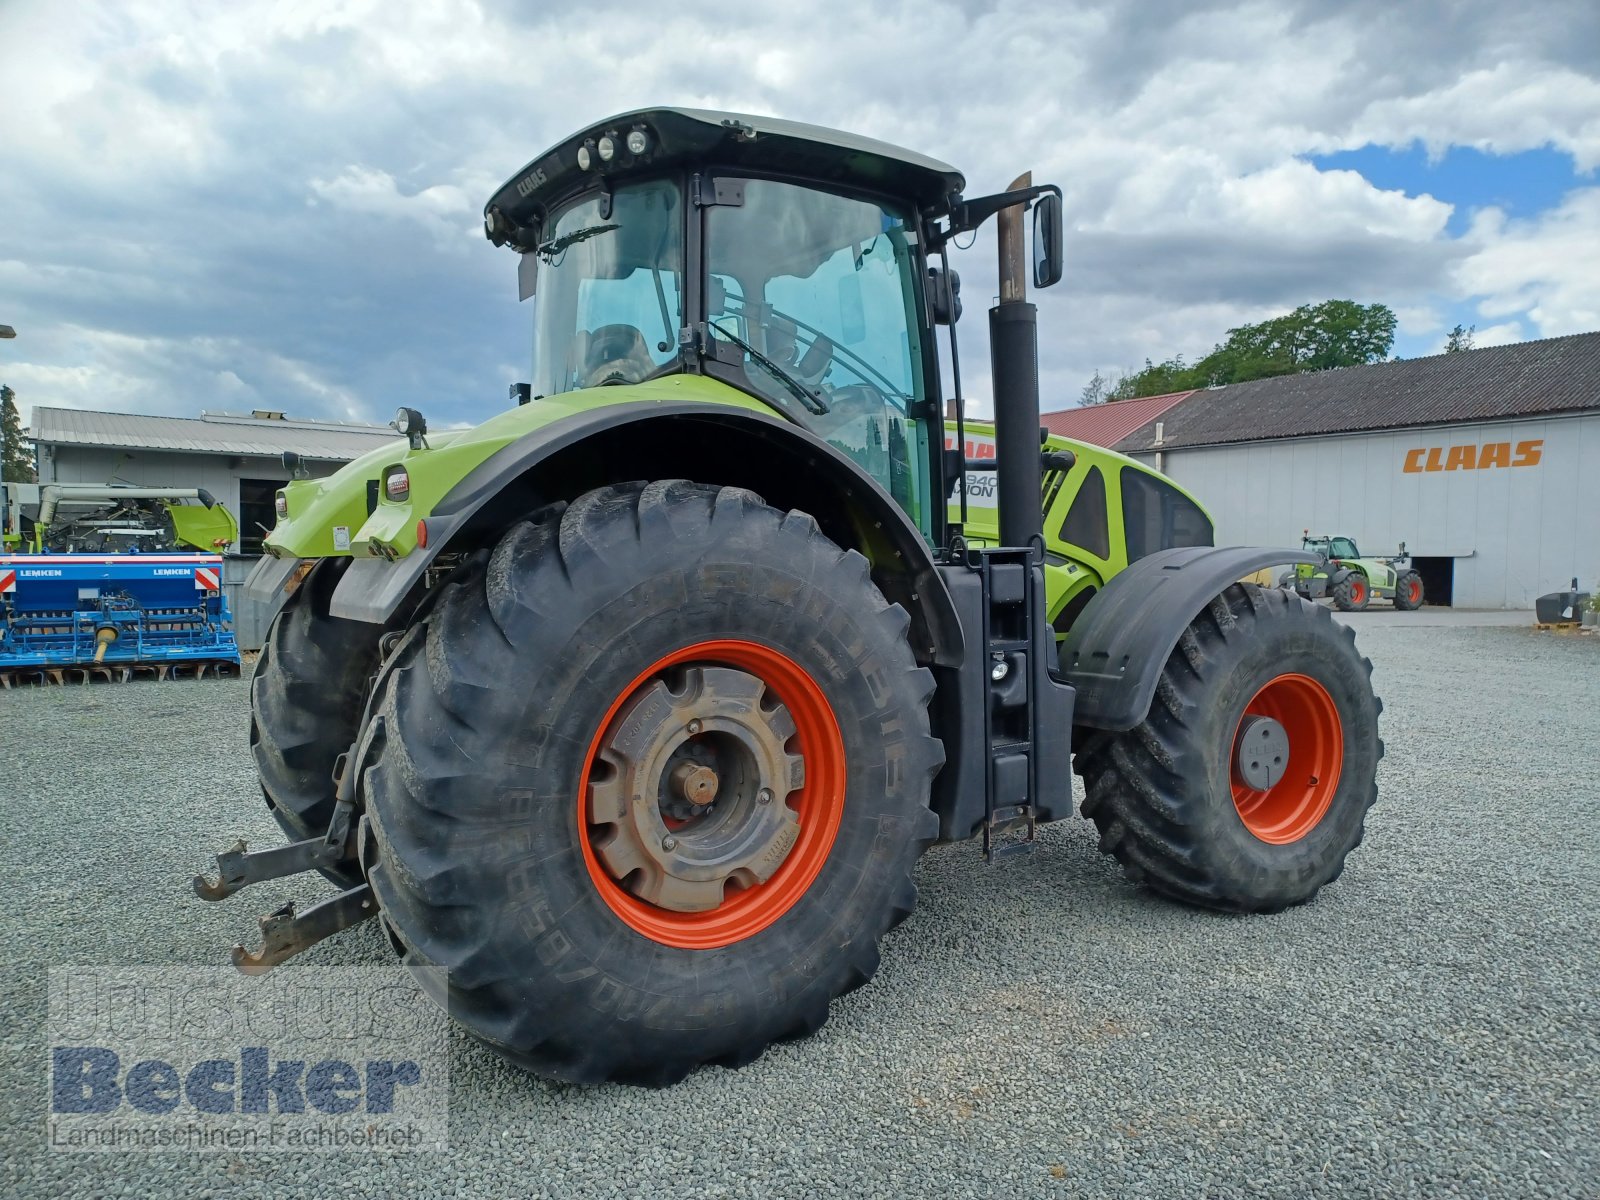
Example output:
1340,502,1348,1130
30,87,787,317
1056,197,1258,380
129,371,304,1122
37,445,342,647
1136,412,1600,609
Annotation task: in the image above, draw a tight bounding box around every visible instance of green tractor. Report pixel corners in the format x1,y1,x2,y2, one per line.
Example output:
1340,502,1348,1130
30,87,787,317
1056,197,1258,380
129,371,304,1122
1282,534,1425,612
947,421,1216,632
201,108,1382,1086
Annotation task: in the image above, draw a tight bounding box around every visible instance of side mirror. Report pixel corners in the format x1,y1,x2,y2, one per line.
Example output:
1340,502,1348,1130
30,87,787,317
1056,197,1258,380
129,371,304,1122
926,267,963,325
1032,192,1064,289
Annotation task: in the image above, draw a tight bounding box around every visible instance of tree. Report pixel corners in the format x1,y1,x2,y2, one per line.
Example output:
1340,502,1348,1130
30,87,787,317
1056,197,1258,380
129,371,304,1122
1110,300,1399,399
1079,369,1110,406
1444,323,1475,353
1,385,33,483
1109,356,1192,400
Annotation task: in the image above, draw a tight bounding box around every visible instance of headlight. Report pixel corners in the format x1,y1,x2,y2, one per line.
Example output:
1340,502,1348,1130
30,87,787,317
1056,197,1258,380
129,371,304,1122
597,134,616,162
274,492,288,519
576,143,592,171
626,128,649,155
393,406,426,437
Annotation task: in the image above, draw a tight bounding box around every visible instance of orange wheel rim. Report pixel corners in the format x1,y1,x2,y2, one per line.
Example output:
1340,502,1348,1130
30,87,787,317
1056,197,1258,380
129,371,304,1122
578,639,846,949
1230,673,1343,844
1408,579,1421,603
1351,580,1365,603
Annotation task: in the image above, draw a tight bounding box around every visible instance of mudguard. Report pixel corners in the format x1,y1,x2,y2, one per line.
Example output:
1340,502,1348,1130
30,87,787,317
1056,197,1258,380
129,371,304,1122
321,403,965,667
240,553,306,632
1060,545,1316,732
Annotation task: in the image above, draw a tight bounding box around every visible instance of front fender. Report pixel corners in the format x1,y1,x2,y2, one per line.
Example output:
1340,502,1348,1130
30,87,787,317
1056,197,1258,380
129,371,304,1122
1060,545,1316,732
327,403,965,667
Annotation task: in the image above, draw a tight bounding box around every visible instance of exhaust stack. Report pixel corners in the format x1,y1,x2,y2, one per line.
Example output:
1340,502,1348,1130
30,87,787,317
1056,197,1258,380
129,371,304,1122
990,171,1043,548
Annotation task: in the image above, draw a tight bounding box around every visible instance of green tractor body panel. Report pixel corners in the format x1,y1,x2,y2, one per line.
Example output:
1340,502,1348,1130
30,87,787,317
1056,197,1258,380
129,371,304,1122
167,499,240,552
266,376,776,562
946,421,1216,630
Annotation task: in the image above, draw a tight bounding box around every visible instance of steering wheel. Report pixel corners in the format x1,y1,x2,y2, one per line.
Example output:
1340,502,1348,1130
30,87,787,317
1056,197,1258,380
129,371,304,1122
728,299,910,408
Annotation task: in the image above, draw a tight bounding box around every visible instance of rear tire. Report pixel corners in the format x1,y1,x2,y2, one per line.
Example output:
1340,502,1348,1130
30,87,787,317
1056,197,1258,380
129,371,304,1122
1394,569,1424,610
358,481,943,1085
250,559,385,887
1332,572,1369,611
1075,584,1381,912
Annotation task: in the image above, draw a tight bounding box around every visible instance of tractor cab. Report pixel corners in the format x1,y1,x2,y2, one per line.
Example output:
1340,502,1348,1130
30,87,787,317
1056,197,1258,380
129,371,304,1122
482,107,1063,547
484,110,964,531
1303,534,1359,562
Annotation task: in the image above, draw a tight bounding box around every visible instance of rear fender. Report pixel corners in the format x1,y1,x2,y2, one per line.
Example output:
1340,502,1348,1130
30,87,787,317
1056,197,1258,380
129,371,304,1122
326,404,964,667
1060,545,1316,732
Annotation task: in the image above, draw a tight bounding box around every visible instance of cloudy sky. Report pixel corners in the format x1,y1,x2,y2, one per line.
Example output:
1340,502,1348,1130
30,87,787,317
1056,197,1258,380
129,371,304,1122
1,0,1597,430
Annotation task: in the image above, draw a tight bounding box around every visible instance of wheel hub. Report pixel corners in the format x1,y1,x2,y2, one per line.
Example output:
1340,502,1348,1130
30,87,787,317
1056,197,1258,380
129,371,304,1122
588,666,805,913
1233,714,1290,790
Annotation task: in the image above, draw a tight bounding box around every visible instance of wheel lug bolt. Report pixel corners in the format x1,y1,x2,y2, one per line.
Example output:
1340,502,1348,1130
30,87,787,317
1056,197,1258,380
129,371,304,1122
757,788,773,805
661,835,678,851
687,719,702,735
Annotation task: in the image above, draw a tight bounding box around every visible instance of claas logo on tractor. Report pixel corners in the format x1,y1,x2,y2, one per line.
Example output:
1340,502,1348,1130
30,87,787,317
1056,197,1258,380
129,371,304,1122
202,107,1384,1087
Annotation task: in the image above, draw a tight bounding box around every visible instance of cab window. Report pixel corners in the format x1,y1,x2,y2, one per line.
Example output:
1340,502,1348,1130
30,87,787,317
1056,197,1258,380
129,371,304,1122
529,180,684,397
1059,466,1110,560
706,179,929,530
1121,468,1214,563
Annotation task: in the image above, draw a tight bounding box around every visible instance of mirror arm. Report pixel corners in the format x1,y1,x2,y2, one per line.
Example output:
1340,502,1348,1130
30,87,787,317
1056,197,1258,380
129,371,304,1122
934,183,1063,247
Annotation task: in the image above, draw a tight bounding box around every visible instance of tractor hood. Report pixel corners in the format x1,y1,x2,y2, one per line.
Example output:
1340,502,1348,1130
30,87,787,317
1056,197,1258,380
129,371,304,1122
263,376,773,561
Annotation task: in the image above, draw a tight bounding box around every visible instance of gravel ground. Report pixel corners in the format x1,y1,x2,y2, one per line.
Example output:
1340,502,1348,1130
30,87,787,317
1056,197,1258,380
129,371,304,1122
2,620,1596,1198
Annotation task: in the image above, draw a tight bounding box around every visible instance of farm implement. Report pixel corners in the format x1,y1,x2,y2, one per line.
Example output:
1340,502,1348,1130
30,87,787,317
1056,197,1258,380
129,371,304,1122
0,484,241,684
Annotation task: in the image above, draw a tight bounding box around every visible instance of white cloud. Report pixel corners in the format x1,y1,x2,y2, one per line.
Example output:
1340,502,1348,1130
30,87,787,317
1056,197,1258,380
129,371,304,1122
1394,305,1444,338
309,167,477,249
1456,190,1600,336
0,0,1595,427
1358,63,1600,171
1469,321,1527,348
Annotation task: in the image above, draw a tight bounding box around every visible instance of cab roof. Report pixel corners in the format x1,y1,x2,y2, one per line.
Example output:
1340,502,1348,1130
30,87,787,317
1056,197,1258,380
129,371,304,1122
484,107,966,243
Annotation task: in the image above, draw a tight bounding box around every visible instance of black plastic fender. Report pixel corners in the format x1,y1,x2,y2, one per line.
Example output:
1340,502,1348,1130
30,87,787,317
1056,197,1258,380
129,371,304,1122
240,552,306,631
1060,545,1316,732
325,402,965,667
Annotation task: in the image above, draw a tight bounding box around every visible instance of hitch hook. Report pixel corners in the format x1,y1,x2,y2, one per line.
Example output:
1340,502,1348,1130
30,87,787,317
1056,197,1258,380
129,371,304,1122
193,797,357,901
232,884,378,976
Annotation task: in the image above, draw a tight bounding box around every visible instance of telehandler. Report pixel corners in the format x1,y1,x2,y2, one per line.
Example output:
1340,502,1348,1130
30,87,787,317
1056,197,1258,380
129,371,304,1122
201,109,1382,1085
1282,534,1425,611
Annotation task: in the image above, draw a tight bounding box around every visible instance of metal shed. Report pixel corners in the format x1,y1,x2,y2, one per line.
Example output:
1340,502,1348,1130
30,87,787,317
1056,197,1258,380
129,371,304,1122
1046,332,1600,609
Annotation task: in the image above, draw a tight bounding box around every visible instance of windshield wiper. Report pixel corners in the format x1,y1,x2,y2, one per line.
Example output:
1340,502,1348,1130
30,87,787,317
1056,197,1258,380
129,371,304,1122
708,321,831,415
538,222,620,259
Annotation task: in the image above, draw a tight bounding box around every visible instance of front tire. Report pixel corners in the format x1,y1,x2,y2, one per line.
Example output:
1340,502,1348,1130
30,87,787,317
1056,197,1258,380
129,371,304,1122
1075,584,1381,913
1332,571,1370,611
250,559,386,886
1394,569,1425,610
358,481,943,1085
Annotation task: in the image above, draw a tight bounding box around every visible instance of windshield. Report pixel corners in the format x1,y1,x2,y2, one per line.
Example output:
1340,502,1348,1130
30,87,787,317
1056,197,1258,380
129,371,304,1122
706,178,928,522
1330,537,1359,558
529,180,683,398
